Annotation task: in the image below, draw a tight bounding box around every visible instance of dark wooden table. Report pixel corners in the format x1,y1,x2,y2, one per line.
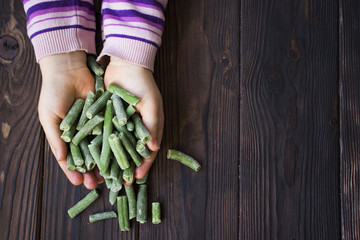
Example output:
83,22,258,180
1,0,360,239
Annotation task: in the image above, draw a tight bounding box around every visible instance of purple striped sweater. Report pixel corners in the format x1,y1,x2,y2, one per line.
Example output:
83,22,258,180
22,0,168,71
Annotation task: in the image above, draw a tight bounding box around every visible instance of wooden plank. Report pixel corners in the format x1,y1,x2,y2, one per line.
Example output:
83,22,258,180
240,0,339,238
139,0,240,239
339,1,360,239
0,0,44,239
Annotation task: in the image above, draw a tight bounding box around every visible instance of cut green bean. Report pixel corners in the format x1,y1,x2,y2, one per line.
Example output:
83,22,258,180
90,134,103,145
76,91,96,130
87,54,104,76
61,121,77,142
110,177,123,192
95,75,105,98
108,133,129,170
123,161,135,183
105,178,113,189
103,167,111,179
75,164,87,173
109,190,119,205
92,122,103,135
167,149,201,172
89,211,117,223
119,132,142,167
126,120,134,132
79,139,96,171
136,172,149,184
110,158,120,180
68,189,100,218
132,113,151,144
112,117,137,147
136,184,147,223
117,196,130,231
72,115,104,145
67,152,76,171
88,143,101,166
107,83,140,106
125,185,136,219
152,202,161,224
60,99,84,131
86,91,112,119
111,94,127,126
99,100,113,174
70,142,84,166
125,105,136,119
136,140,150,159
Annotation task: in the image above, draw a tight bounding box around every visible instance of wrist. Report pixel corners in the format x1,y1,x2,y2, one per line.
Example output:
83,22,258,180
39,51,88,74
109,57,151,74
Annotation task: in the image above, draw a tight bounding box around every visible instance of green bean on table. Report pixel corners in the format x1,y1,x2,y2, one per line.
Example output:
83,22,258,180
89,211,117,223
136,184,147,223
152,202,161,224
125,185,136,219
117,196,130,231
167,149,201,172
68,189,100,218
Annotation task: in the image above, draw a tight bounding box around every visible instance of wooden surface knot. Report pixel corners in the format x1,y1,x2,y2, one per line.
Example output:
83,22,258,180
0,35,19,61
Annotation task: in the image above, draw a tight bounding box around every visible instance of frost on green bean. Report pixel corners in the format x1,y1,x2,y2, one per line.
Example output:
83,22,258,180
136,184,147,223
126,120,134,132
109,190,119,206
68,189,99,218
60,99,84,131
152,202,161,224
123,161,135,183
167,149,201,172
92,122,103,135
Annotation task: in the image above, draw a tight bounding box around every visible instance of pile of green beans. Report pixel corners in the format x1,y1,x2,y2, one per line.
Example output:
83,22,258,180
63,54,164,231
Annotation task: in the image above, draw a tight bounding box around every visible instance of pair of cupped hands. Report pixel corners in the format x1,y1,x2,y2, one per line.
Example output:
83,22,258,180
38,51,164,189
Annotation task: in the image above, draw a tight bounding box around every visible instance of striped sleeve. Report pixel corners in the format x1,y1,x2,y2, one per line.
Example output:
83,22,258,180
23,0,97,61
99,0,168,71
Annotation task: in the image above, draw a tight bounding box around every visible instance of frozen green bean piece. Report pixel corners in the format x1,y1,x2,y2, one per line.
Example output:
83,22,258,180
75,164,86,173
79,139,96,171
125,105,136,119
86,91,112,119
72,115,104,145
60,99,84,131
87,54,104,76
70,142,84,166
108,133,129,170
99,100,113,174
126,120,134,132
167,149,201,172
107,83,140,106
67,152,76,171
117,196,130,231
109,190,119,205
132,113,151,144
111,94,127,126
125,185,136,219
95,75,105,98
112,117,137,147
105,178,113,189
136,140,150,159
61,121,77,142
110,158,120,180
88,143,101,166
119,132,142,167
92,122,103,135
77,91,96,130
90,134,103,146
136,184,147,223
68,189,99,218
110,177,123,192
89,211,117,223
152,202,161,224
123,161,135,183
136,172,149,184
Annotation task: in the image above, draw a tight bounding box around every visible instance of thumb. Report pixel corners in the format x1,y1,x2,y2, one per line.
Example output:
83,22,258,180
39,112,83,185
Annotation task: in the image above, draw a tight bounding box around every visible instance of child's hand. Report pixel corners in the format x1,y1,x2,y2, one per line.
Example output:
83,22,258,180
38,51,103,189
104,57,164,182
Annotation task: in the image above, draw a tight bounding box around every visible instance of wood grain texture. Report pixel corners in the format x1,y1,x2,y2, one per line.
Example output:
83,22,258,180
0,0,43,239
240,0,340,239
340,1,360,239
139,0,240,239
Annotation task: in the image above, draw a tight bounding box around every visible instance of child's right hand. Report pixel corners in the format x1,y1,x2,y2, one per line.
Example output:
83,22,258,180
38,51,103,189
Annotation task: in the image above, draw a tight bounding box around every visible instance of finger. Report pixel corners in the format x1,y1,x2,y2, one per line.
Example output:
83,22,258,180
83,171,98,189
134,151,158,179
123,178,134,186
93,167,104,183
39,114,84,185
136,100,164,152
